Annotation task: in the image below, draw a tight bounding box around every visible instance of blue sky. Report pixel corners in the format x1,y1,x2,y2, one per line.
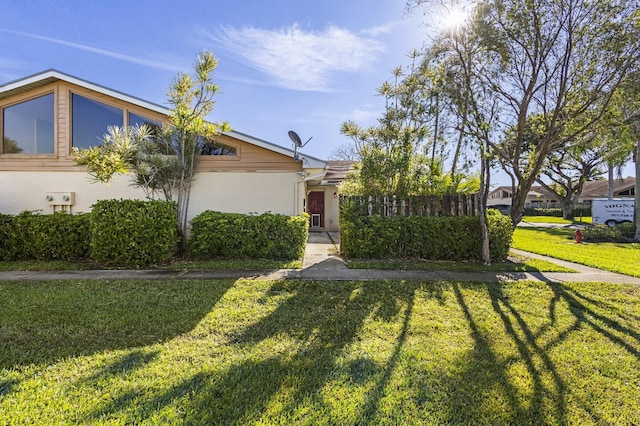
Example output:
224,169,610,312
0,0,427,162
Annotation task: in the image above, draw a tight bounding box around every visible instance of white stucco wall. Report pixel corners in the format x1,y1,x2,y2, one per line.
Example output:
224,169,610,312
0,171,306,225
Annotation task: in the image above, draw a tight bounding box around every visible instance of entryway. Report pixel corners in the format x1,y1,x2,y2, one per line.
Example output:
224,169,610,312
307,191,325,229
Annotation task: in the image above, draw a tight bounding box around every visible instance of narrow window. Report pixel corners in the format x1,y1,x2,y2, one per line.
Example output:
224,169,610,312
72,94,123,149
3,93,54,154
199,138,237,156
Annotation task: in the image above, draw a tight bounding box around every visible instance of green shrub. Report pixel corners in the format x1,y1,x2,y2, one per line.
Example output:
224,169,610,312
523,207,563,217
188,211,309,260
583,223,636,242
0,211,91,261
90,199,178,268
340,213,512,261
523,207,592,217
487,213,513,260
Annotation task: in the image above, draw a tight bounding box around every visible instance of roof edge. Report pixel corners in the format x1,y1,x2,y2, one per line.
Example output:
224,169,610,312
0,69,170,115
1,70,328,167
224,130,326,169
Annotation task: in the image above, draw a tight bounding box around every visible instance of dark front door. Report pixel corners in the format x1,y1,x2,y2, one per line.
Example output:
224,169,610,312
308,191,325,228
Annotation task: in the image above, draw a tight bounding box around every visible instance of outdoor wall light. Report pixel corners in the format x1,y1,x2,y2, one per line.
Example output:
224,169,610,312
45,195,53,201
62,195,70,201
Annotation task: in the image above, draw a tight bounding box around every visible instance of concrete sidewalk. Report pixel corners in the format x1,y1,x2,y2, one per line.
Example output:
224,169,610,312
0,232,638,284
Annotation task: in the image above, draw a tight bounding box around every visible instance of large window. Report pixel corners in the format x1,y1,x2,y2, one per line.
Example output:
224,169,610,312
3,93,54,154
129,112,162,132
72,94,123,149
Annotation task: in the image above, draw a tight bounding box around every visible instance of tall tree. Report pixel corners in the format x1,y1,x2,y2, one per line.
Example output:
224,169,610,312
411,0,640,226
422,3,500,264
615,70,640,240
340,62,430,197
340,60,479,197
73,51,230,251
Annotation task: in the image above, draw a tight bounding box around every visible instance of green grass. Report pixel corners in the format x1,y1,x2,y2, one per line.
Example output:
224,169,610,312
521,216,592,224
167,258,303,270
513,227,640,276
0,260,96,271
2,279,639,424
0,258,302,272
348,253,575,272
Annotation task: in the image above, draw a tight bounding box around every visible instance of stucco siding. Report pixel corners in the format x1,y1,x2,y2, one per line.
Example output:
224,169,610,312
0,171,304,223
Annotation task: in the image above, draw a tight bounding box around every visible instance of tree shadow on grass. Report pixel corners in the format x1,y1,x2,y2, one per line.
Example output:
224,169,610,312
406,282,569,424
435,282,551,424
546,282,640,360
436,281,640,424
81,280,443,424
0,379,19,396
0,280,234,370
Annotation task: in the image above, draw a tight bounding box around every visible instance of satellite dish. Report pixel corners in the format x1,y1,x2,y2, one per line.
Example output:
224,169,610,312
288,130,313,163
288,130,303,148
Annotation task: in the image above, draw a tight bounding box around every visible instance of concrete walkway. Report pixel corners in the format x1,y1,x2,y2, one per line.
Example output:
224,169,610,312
0,232,638,284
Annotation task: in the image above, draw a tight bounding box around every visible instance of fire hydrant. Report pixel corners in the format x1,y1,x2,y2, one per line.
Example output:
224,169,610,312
575,229,583,244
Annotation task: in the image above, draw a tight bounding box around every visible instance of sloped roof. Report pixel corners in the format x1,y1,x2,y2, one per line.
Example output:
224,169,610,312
528,185,558,198
0,69,326,169
323,160,355,182
489,185,557,198
580,177,635,198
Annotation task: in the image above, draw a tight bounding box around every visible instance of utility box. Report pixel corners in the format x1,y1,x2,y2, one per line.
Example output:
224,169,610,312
45,192,75,206
592,198,634,226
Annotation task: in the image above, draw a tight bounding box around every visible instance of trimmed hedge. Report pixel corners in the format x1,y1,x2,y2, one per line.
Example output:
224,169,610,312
188,211,309,260
0,211,91,260
523,207,592,217
90,199,178,268
583,222,636,242
340,213,513,261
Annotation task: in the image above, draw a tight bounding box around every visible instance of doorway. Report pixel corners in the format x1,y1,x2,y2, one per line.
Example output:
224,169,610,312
307,191,325,228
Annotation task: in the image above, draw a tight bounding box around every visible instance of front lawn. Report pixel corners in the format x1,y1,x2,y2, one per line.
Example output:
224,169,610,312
0,258,302,272
347,253,575,272
2,279,639,424
512,227,640,277
521,216,592,224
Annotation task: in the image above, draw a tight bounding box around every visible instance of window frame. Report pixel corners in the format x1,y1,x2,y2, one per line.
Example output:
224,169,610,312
70,91,125,151
198,136,241,162
1,90,56,157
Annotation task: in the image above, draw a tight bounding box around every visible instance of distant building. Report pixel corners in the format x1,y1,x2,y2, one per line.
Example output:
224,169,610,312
577,178,635,202
487,178,636,210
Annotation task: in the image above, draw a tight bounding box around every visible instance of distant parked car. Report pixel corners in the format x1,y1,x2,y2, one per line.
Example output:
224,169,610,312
489,204,511,215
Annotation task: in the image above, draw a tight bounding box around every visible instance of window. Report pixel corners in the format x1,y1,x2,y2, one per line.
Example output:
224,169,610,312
199,138,237,156
129,112,162,132
72,94,123,149
3,93,54,154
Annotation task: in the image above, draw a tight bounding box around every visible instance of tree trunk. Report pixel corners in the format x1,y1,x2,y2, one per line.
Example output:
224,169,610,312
509,181,528,228
635,143,640,242
561,197,574,220
608,165,614,199
478,143,491,265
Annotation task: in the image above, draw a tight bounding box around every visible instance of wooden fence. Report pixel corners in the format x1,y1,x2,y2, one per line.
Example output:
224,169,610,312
340,194,478,217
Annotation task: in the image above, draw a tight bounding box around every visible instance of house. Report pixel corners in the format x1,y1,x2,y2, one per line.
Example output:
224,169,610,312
0,70,344,231
487,178,636,210
577,177,635,203
487,185,560,210
305,160,355,230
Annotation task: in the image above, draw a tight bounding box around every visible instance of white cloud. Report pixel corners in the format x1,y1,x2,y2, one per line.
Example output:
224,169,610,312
0,29,183,72
205,24,385,92
350,108,382,123
360,22,398,37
